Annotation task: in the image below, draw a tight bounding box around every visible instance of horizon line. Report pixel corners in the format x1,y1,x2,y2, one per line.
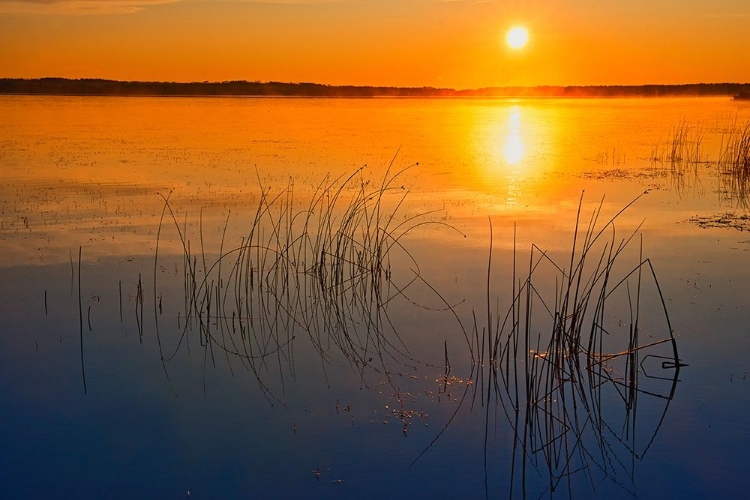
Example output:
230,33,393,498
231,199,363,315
4,76,750,89
2,77,749,98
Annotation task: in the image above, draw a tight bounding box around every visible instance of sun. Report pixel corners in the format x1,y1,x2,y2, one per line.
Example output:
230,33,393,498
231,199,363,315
506,26,529,49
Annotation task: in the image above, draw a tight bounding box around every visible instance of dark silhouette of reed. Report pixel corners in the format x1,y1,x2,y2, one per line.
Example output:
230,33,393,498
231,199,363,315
650,121,706,170
718,120,750,205
151,160,465,400
57,158,684,496
78,246,87,394
415,193,684,498
147,170,683,497
476,193,682,497
647,119,750,205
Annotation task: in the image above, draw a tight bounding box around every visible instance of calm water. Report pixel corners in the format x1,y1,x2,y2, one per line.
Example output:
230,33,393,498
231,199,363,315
1,95,750,499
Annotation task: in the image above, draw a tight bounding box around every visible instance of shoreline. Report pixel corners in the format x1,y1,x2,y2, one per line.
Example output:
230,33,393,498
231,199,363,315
2,78,749,99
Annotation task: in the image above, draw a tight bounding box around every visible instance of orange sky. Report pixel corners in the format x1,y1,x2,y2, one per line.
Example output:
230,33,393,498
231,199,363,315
1,0,749,88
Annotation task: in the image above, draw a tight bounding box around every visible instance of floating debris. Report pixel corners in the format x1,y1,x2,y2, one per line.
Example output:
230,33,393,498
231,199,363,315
689,213,750,231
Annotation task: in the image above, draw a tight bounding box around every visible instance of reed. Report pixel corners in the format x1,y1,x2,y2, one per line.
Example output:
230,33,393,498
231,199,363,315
421,193,685,497
718,120,750,204
152,160,464,398
142,161,683,495
119,280,122,323
58,154,685,496
648,119,750,204
78,246,87,394
135,273,144,342
650,120,706,170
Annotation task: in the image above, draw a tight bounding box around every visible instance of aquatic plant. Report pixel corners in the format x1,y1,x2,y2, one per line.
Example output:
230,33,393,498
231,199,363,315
153,160,465,399
646,119,750,205
153,174,684,496
718,120,750,204
493,195,680,497
650,120,706,171
65,155,685,497
419,193,684,498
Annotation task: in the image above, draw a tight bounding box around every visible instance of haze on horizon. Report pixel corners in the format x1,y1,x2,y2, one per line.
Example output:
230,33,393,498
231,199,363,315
1,0,749,89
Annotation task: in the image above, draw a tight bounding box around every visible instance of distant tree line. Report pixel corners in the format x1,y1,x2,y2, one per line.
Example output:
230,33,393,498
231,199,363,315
1,78,748,98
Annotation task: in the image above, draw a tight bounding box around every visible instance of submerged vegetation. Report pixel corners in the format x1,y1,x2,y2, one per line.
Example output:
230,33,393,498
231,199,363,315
689,212,750,231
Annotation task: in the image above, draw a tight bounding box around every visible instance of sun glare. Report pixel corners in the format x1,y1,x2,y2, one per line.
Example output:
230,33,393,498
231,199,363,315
506,26,529,49
503,107,525,165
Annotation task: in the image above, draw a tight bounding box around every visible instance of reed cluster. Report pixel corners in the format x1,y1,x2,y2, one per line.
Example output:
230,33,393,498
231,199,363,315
650,120,706,171
647,119,750,204
153,161,461,398
146,161,684,495
463,193,683,497
718,121,750,203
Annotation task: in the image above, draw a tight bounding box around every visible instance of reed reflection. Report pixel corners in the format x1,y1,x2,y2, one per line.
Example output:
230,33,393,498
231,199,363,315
408,194,685,498
434,195,683,498
40,166,685,499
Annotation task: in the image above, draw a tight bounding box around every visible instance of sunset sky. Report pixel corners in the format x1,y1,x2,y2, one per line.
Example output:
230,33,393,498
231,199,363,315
1,0,749,89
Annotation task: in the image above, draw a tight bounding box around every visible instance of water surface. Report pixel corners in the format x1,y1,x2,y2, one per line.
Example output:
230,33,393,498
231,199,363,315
1,95,749,499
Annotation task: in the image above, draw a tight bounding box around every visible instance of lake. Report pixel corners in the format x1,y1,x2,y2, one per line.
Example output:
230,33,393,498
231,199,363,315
1,95,749,499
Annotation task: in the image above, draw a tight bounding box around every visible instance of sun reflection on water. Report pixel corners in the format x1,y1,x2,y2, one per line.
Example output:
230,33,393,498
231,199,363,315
502,107,525,166
503,131,525,165
497,105,528,208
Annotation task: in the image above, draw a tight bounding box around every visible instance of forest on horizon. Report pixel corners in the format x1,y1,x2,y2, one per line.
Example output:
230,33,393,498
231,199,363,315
1,78,749,98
